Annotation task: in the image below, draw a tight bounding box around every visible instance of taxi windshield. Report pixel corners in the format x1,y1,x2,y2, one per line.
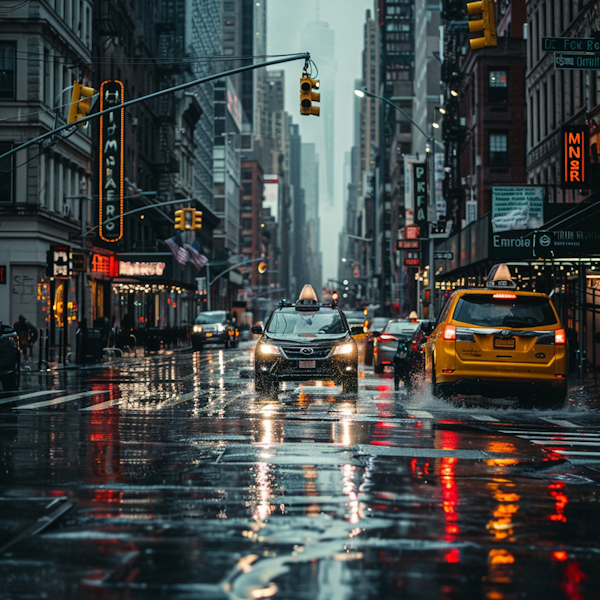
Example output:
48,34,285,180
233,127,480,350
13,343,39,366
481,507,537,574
267,309,347,335
452,295,557,328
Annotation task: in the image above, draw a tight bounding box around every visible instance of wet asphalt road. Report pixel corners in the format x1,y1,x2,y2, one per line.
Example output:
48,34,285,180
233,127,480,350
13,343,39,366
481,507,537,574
2,342,600,599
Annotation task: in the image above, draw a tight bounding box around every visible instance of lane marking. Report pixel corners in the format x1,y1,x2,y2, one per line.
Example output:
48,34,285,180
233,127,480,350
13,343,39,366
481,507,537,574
471,414,499,422
553,450,600,457
540,418,577,428
17,390,108,410
80,399,123,412
408,410,434,419
0,390,65,406
530,440,600,447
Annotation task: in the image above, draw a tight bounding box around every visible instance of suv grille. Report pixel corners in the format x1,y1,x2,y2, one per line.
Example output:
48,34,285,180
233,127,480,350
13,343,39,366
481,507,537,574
280,346,331,360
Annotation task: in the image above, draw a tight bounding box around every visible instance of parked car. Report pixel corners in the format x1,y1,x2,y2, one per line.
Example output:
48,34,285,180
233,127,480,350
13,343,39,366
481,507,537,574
392,322,427,390
191,310,239,351
0,321,20,391
374,319,422,374
364,317,390,366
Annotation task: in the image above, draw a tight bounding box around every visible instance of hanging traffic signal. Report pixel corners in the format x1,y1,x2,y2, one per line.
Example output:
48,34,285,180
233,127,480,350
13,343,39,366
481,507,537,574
67,81,95,125
193,210,203,230
174,209,185,230
257,261,268,274
467,0,497,50
300,76,320,116
331,290,339,302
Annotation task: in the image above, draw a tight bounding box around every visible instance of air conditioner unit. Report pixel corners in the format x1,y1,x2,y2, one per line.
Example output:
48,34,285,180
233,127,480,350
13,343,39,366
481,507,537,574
62,203,71,217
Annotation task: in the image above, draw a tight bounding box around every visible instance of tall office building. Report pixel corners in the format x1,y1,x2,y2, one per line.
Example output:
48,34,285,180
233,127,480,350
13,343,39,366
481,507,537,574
301,143,322,291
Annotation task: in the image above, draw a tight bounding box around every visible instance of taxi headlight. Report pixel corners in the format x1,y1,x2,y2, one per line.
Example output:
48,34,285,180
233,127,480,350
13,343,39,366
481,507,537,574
216,324,224,332
193,325,203,333
259,343,280,355
333,342,355,356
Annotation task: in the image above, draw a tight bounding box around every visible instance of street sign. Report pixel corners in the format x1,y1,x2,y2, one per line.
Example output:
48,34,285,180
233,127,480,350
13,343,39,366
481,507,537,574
404,258,421,267
397,239,420,250
405,226,420,239
554,54,600,70
542,37,600,53
434,251,453,260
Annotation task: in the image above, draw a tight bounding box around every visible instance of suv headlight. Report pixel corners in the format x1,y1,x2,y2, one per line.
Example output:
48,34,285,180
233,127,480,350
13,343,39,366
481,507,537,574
259,343,280,355
217,324,224,332
193,325,203,333
333,342,355,355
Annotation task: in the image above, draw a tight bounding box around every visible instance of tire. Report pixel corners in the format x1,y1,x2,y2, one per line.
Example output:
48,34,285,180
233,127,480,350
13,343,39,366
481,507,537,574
2,361,20,391
374,363,384,375
342,374,359,394
431,361,451,399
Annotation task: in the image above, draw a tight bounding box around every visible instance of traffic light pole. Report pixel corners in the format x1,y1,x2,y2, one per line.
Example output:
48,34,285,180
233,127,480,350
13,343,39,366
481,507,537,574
0,53,311,163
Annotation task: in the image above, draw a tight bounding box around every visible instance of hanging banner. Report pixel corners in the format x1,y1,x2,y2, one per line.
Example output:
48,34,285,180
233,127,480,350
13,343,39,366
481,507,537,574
99,80,125,242
561,124,589,189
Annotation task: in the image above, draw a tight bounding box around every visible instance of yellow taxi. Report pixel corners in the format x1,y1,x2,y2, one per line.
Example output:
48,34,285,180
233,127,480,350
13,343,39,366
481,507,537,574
425,264,568,407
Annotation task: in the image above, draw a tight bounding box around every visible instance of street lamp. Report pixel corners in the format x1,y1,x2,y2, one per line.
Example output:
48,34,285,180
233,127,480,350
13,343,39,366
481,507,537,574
354,87,443,319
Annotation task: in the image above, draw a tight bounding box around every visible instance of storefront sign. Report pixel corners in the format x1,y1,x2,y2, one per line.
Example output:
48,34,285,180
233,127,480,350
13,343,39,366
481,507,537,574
47,245,71,277
119,261,166,277
403,155,417,225
491,186,544,232
99,80,125,242
397,240,420,250
413,163,428,230
404,251,421,267
562,125,589,189
405,226,421,240
91,254,119,277
0,265,5,284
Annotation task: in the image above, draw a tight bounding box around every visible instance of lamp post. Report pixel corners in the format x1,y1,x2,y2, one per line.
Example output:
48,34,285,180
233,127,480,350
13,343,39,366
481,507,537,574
354,88,443,319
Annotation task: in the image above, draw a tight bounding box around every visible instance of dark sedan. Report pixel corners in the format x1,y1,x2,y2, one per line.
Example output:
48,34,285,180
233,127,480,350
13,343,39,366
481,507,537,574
0,322,20,391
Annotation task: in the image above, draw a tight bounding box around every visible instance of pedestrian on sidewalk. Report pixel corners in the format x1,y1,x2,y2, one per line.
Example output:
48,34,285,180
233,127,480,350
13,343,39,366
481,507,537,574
13,315,38,366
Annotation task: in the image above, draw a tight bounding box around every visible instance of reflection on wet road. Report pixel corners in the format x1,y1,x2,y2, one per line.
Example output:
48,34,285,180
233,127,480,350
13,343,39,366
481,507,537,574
1,342,600,599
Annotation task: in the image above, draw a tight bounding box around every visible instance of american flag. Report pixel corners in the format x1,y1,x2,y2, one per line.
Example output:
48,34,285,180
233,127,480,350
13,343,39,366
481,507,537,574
184,244,209,271
165,237,189,266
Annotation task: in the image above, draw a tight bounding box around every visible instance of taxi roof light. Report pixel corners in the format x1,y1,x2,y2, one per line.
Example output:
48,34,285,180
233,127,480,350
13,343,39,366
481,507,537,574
296,284,320,311
486,263,517,289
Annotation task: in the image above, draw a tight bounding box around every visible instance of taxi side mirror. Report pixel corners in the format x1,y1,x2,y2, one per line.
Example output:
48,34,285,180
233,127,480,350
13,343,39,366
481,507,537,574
350,325,363,336
251,325,263,335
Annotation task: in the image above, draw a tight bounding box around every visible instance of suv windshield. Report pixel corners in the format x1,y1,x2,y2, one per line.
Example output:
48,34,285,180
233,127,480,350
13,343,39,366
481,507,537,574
195,311,227,325
386,321,420,336
267,309,347,335
452,295,557,328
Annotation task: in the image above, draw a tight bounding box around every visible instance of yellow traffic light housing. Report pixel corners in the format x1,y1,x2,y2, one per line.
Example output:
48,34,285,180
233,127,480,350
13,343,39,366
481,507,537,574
467,0,497,50
257,261,268,274
67,81,95,125
174,209,185,230
193,210,203,230
300,76,320,116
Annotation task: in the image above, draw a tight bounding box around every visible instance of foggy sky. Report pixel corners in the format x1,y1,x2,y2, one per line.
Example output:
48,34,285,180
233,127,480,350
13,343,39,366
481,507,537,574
267,0,372,287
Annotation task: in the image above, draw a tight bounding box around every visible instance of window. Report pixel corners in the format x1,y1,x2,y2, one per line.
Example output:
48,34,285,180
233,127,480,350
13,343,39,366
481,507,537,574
489,133,508,166
0,142,14,202
0,43,16,99
489,70,507,102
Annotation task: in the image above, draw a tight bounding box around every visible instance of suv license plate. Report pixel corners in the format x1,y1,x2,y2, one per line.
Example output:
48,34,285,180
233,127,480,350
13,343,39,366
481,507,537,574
494,337,515,349
299,360,316,368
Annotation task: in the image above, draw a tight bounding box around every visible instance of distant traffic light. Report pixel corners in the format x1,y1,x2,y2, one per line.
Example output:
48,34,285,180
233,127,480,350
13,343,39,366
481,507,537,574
300,76,320,116
174,209,185,230
194,210,203,230
257,261,268,274
467,0,497,50
67,81,95,125
331,290,339,302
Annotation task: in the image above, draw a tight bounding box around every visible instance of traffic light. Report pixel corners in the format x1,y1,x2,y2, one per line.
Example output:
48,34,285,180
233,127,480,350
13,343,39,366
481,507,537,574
193,210,203,230
174,209,185,230
257,261,268,274
67,81,95,125
467,0,497,50
300,76,320,116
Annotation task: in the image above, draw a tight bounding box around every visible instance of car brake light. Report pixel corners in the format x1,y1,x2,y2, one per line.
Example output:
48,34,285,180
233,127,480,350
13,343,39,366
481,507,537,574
493,293,517,299
379,334,397,342
443,324,456,341
555,329,566,345
410,340,418,352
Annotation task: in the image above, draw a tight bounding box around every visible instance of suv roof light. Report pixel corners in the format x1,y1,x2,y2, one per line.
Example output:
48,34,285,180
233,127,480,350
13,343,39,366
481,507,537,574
486,263,517,289
296,284,320,311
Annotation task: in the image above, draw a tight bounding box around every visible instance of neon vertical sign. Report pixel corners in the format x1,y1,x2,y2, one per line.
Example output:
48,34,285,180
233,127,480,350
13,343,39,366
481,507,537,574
99,80,124,242
561,124,589,190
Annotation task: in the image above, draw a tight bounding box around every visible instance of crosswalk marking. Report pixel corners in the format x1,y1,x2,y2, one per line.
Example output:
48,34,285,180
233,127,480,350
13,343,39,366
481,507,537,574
17,390,108,410
80,399,122,412
553,450,600,457
471,414,499,422
540,418,577,428
530,439,600,447
0,390,65,406
408,410,434,419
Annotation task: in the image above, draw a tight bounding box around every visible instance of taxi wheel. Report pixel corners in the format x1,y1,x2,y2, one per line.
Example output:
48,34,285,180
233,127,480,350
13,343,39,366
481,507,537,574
431,361,451,399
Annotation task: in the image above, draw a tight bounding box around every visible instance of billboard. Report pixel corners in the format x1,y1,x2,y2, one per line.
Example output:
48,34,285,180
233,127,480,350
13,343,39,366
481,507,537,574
491,186,544,233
